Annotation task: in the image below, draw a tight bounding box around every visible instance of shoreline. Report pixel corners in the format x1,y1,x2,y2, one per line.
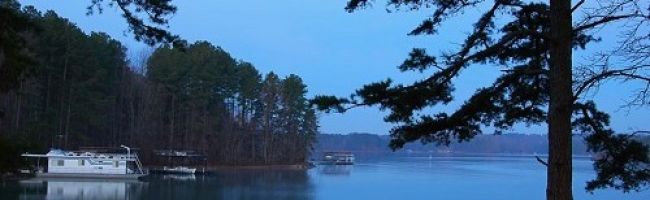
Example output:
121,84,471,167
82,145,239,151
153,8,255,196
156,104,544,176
0,173,34,181
3,154,595,179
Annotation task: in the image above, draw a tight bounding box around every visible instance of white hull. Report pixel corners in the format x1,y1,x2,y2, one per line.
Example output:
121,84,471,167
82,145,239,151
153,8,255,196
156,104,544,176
163,167,196,174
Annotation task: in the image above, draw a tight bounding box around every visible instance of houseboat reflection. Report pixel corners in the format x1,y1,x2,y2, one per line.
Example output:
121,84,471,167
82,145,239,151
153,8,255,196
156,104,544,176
19,179,144,200
318,165,352,176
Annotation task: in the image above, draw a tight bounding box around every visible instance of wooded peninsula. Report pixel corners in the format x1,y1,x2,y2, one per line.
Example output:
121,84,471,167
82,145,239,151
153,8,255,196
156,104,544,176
0,8,318,172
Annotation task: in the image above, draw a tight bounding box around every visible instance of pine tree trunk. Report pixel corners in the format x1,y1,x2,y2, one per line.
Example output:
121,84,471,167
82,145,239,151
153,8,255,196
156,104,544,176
169,94,175,149
58,48,69,148
14,81,22,129
64,92,72,148
59,26,72,148
547,0,573,200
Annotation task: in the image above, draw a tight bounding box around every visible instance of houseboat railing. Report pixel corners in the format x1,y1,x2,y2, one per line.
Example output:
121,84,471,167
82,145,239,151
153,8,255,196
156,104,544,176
134,153,145,174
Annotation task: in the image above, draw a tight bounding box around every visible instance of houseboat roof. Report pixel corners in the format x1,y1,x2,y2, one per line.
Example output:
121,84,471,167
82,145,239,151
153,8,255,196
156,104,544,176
324,151,354,155
78,146,140,152
22,149,138,161
154,150,205,157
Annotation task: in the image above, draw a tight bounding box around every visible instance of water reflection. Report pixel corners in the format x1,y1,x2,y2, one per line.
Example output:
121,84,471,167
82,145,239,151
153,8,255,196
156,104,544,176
9,169,313,200
46,180,142,200
318,165,353,176
141,169,313,200
162,174,196,181
14,179,144,200
6,157,648,200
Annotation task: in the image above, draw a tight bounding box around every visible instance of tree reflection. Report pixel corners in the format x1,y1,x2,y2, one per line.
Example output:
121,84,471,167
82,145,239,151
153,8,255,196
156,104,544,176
140,169,313,200
10,169,313,200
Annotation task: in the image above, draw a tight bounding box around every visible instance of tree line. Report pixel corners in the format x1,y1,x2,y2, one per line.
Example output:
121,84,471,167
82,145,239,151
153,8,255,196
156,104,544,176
316,133,650,156
0,5,318,172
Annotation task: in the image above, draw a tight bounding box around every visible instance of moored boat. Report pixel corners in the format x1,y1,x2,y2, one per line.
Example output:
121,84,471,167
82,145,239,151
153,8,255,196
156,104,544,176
154,150,204,174
162,166,197,174
21,145,147,179
320,151,355,165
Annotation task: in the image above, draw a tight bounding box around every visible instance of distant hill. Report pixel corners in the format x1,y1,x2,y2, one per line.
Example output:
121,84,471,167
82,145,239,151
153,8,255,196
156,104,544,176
314,133,593,156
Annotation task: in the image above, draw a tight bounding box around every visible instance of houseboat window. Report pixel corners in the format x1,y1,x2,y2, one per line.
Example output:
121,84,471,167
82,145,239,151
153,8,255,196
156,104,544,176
114,161,119,168
56,160,64,166
79,160,85,166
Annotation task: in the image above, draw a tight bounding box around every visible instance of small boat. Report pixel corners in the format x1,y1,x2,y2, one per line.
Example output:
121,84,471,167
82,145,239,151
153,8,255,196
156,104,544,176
162,166,196,174
21,145,147,180
320,151,355,165
154,150,204,174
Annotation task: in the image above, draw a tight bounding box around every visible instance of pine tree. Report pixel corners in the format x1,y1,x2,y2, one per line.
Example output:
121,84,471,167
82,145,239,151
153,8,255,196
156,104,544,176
313,1,650,199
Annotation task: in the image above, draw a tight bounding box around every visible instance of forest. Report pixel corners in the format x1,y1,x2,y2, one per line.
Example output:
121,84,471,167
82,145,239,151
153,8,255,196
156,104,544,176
0,6,318,172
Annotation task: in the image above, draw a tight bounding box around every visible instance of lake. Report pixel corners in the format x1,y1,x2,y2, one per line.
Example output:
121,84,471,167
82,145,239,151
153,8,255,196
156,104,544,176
1,156,648,200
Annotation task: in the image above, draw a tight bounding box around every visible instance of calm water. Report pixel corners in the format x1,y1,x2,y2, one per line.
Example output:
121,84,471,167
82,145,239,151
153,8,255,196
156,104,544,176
1,156,648,200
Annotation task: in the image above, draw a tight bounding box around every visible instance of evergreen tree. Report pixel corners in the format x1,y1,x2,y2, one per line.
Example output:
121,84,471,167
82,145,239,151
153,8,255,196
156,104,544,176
0,1,319,172
312,0,650,199
0,0,37,92
236,62,262,126
280,75,308,135
0,0,182,93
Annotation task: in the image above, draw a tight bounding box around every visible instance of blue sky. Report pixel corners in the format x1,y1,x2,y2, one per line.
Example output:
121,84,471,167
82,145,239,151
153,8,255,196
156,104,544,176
19,0,649,135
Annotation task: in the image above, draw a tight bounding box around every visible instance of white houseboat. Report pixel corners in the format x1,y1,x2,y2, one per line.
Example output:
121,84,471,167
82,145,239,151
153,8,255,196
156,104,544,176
321,151,355,165
21,145,146,179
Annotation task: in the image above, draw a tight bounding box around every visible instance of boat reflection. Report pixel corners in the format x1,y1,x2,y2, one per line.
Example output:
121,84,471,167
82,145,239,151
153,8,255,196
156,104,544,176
162,174,197,181
318,165,353,176
14,169,313,200
140,170,313,200
18,178,145,200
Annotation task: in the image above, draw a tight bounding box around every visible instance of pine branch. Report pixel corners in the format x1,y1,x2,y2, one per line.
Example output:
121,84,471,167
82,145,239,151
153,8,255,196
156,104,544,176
536,156,548,166
571,0,585,13
574,14,646,33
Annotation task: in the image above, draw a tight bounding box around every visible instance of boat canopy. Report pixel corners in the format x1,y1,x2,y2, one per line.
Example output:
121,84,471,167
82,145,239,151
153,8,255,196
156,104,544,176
22,149,64,158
